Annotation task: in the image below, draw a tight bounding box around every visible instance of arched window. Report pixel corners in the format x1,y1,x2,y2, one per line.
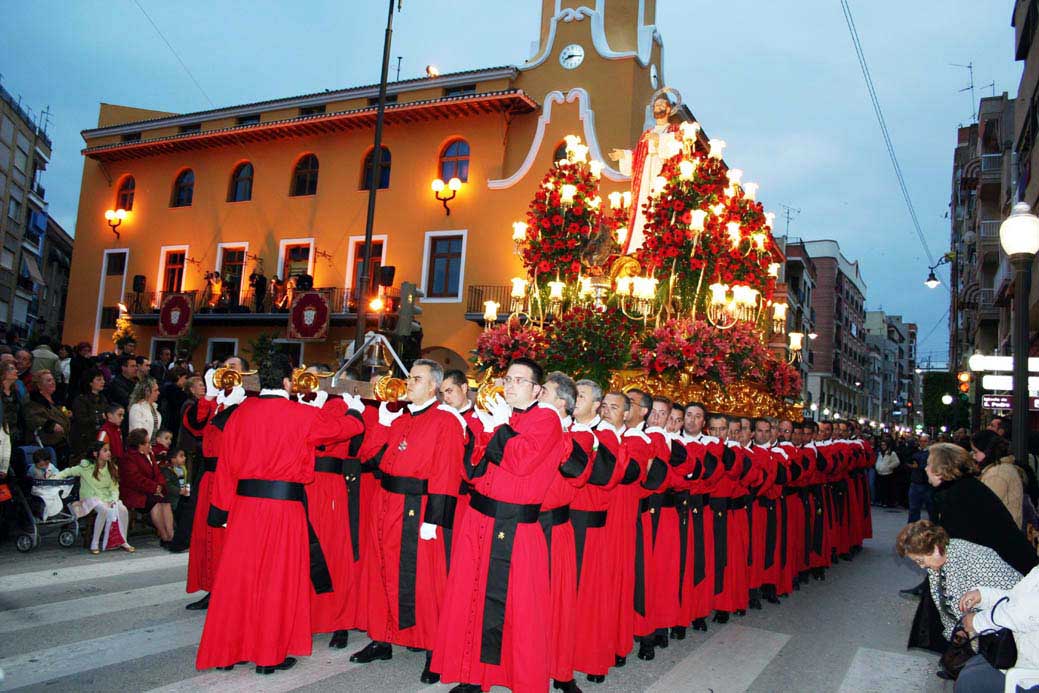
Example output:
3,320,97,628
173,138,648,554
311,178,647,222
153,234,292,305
360,146,391,190
116,175,135,211
552,141,568,162
170,169,194,207
438,139,470,182
228,162,253,202
290,154,319,197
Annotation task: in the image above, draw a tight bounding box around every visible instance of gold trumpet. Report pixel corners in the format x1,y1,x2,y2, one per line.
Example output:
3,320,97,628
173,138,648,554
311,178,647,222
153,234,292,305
291,365,335,394
373,374,407,401
474,371,504,412
213,367,257,390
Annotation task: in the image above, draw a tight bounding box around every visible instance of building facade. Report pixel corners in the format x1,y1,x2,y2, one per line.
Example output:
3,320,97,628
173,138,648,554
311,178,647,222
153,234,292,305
803,240,868,421
776,236,816,407
0,81,56,339
64,1,691,368
40,215,72,340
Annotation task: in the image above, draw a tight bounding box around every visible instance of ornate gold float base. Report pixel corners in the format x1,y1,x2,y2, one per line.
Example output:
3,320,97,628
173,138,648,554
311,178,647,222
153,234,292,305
609,369,804,420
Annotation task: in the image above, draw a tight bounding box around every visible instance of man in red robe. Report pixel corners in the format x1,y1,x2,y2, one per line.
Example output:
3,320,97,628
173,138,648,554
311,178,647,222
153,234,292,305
195,353,365,674
678,403,717,633
350,359,465,685
440,369,485,529
748,419,783,605
432,358,567,693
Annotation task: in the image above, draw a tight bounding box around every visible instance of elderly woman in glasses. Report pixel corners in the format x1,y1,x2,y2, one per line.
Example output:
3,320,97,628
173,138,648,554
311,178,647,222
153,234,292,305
896,520,1021,646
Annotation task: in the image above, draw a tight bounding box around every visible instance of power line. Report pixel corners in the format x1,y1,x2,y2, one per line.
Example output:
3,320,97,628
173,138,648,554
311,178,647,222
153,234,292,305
915,307,951,348
839,0,936,267
132,0,214,108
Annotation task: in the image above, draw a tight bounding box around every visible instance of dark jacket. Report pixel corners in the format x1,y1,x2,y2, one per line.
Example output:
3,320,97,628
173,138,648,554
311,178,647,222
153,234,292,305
23,392,70,448
70,391,108,457
908,449,929,485
104,374,134,409
159,382,187,438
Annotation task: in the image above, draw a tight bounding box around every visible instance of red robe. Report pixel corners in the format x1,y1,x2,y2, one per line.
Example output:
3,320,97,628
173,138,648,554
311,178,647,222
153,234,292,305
307,396,366,635
631,426,671,639
707,440,753,612
432,402,566,693
804,442,833,569
195,392,364,669
775,443,804,595
643,427,685,633
748,444,780,591
679,434,718,624
362,400,463,650
454,405,486,529
185,397,226,594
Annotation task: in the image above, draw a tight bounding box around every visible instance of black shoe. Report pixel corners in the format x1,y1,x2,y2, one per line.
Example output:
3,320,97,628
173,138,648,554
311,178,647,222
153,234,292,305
554,680,582,693
256,657,296,675
586,674,605,684
712,611,729,624
840,553,852,561
670,626,686,640
748,598,762,610
637,640,655,660
328,629,350,649
654,630,669,649
899,581,926,598
185,593,210,610
763,585,780,604
218,660,248,670
936,669,956,681
692,618,708,631
812,568,825,581
793,579,801,592
449,685,481,693
615,655,626,667
350,641,392,663
166,544,188,554
406,646,425,652
736,609,747,616
421,651,440,684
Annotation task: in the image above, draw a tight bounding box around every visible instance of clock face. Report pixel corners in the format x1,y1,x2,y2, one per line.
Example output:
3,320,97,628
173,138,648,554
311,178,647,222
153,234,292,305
559,44,585,70
650,64,659,89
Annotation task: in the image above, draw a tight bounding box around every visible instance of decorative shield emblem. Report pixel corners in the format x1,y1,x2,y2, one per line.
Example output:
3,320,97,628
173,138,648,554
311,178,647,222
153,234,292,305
158,293,192,338
288,291,329,341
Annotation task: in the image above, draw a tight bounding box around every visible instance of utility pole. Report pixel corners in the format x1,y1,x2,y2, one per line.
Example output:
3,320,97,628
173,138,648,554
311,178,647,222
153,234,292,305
354,0,402,357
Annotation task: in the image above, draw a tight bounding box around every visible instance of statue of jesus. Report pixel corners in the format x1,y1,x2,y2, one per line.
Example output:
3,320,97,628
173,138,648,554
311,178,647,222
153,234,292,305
610,87,683,255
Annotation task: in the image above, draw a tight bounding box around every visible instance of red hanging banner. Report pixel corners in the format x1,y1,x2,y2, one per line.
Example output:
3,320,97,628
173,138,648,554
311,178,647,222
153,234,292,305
158,293,192,338
288,291,330,341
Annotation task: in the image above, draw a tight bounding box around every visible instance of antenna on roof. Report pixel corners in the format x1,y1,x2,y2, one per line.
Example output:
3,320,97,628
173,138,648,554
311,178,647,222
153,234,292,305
395,57,402,81
778,203,801,236
950,61,976,122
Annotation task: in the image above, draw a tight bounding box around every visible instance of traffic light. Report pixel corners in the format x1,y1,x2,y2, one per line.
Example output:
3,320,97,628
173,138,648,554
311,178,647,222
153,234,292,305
957,371,971,394
395,281,424,336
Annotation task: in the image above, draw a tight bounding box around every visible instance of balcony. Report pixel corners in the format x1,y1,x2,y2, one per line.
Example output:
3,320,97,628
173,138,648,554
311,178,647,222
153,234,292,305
981,153,1003,180
978,288,999,321
978,220,1001,249
123,286,400,327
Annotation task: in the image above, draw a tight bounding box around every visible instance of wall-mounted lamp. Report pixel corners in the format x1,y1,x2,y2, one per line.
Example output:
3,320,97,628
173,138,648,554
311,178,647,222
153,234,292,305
431,177,462,215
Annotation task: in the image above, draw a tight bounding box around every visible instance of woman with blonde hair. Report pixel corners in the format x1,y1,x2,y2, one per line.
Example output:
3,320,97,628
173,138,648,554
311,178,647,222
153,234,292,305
128,376,162,441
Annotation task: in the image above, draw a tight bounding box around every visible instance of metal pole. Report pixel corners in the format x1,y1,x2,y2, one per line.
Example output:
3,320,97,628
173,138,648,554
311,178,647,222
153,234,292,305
1011,253,1033,466
354,0,398,356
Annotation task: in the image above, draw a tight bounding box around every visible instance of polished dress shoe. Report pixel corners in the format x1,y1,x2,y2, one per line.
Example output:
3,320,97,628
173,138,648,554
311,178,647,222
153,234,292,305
670,625,686,640
615,655,626,667
763,585,780,604
185,593,210,611
735,609,747,617
748,597,763,610
421,651,440,684
255,657,296,675
216,661,247,671
328,630,350,649
692,618,708,631
350,641,392,663
654,630,669,648
553,679,582,692
712,611,729,624
449,685,481,692
637,640,655,660
586,674,605,683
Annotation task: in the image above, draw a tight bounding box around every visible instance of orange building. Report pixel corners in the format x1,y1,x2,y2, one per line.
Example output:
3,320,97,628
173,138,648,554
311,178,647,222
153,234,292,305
66,0,686,368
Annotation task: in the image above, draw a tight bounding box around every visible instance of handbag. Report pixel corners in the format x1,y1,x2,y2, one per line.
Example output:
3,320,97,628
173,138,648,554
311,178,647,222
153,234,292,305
939,619,974,679
976,596,1018,669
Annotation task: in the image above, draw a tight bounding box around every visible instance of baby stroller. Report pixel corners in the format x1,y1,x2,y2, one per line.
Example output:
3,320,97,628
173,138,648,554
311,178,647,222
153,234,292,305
9,444,79,553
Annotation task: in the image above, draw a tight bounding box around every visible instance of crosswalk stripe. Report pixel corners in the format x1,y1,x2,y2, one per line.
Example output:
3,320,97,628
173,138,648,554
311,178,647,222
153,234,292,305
0,581,189,634
143,635,372,693
0,552,188,592
0,617,202,691
837,646,939,693
646,624,791,693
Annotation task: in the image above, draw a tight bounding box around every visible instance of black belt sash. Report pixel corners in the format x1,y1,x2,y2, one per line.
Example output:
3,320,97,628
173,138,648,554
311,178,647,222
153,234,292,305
468,488,541,665
779,493,788,569
379,472,428,630
236,478,332,594
757,497,778,570
570,508,607,587
834,480,848,525
709,497,729,594
746,499,755,566
203,457,218,473
639,492,667,543
809,486,825,555
315,456,362,562
799,489,812,564
538,505,570,563
687,493,706,589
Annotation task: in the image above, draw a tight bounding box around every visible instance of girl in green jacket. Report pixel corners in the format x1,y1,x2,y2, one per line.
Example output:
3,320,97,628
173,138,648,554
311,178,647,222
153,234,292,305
54,441,134,554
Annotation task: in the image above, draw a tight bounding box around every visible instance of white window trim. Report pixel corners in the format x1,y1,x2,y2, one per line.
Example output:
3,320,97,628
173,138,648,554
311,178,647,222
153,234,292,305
276,237,315,280
93,248,130,353
156,244,190,302
344,234,388,291
272,338,305,366
150,337,177,361
206,337,240,363
419,229,467,304
216,241,249,304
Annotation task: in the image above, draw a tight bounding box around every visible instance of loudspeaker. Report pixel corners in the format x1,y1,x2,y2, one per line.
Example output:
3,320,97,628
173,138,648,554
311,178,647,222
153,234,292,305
133,275,146,293
378,265,396,287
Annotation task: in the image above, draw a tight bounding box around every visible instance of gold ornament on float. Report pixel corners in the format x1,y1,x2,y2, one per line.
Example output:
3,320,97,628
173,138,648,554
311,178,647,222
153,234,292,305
373,375,408,401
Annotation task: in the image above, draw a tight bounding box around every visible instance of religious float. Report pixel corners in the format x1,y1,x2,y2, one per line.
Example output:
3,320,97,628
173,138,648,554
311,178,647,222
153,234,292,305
470,88,804,420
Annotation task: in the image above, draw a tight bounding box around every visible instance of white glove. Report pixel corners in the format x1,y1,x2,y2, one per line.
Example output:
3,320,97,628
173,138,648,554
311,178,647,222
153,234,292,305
218,385,246,409
203,368,219,399
297,390,328,408
379,401,403,427
346,394,365,413
488,394,512,429
419,522,438,541
475,409,495,430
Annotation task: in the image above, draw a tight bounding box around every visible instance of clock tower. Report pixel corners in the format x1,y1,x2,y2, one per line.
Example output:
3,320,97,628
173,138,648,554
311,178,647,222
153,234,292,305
492,0,666,190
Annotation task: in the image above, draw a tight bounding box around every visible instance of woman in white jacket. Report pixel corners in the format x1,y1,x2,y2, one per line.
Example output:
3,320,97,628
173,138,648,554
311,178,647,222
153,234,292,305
874,437,900,507
957,565,1039,692
127,376,162,442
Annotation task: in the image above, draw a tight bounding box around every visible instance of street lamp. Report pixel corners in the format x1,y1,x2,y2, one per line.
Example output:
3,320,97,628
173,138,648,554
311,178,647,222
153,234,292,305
431,177,462,215
104,208,128,239
941,393,953,405
923,253,953,289
1000,201,1039,466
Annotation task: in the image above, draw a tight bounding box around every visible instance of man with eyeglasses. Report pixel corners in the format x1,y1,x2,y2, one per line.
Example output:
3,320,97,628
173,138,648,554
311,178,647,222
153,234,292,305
350,359,465,686
432,358,567,693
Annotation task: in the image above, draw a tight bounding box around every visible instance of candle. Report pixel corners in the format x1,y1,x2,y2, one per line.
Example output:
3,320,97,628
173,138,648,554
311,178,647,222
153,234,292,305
710,203,726,217
773,302,788,322
726,168,744,186
765,211,776,229
560,184,578,205
579,276,592,296
768,262,780,277
679,121,701,142
652,176,668,194
616,276,633,296
708,283,729,305
548,280,565,301
608,191,623,209
708,139,727,160
564,134,582,150
690,209,708,231
789,332,804,352
678,159,695,180
751,232,767,251
589,160,604,178
511,221,528,242
616,226,628,246
632,276,658,300
570,143,589,163
726,221,741,247
622,191,632,207
511,277,528,298
483,300,499,322
743,182,759,201
586,195,601,210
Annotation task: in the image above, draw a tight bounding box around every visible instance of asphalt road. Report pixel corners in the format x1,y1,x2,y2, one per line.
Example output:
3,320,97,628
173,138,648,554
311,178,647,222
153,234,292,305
0,507,946,692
